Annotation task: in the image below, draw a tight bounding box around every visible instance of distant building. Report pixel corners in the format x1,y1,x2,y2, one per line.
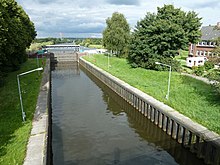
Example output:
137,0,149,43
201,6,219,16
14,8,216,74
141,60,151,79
82,48,107,55
188,22,220,57
96,49,107,54
83,49,98,54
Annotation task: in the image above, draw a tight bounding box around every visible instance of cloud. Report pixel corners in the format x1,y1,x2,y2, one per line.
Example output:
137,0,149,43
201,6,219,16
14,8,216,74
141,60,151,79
180,0,220,9
16,0,220,38
23,3,109,37
106,0,139,6
34,0,57,4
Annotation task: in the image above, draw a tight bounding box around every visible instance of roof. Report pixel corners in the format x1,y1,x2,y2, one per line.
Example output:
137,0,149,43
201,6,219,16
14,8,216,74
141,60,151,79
201,25,220,41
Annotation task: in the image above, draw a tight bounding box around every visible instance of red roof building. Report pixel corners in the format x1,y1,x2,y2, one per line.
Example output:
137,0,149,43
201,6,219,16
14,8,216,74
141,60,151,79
188,22,220,57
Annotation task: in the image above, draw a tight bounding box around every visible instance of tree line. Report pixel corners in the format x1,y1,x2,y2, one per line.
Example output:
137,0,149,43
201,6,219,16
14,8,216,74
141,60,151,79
75,38,102,47
0,0,36,85
102,5,202,71
102,4,220,91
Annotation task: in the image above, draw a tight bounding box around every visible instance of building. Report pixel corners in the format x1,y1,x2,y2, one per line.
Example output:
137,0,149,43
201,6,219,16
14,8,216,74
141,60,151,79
188,22,220,57
186,56,207,68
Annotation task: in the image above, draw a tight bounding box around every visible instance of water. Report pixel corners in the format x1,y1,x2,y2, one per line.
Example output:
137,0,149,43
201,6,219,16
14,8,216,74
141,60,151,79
51,62,205,165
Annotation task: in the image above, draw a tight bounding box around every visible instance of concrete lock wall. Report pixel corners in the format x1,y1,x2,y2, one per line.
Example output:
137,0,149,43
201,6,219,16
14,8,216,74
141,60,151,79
52,52,79,62
79,57,220,165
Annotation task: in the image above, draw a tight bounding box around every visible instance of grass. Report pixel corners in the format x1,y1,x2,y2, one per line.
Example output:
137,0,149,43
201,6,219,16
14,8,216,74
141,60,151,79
84,54,220,134
175,50,192,73
88,44,104,49
0,58,45,165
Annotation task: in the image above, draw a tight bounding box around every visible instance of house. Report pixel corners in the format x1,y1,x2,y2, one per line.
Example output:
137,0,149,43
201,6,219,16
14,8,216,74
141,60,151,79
83,49,98,54
188,22,220,57
186,56,207,68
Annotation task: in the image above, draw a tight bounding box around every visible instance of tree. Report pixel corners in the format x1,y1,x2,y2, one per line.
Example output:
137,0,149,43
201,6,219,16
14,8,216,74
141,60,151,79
128,5,202,70
0,0,36,86
211,37,220,55
0,0,36,71
103,12,130,57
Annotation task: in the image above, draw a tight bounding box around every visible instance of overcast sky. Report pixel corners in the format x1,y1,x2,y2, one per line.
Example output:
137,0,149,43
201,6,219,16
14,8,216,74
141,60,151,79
16,0,220,38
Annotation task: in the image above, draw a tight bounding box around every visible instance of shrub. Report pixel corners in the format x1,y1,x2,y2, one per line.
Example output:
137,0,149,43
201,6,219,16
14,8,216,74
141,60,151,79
0,71,6,87
206,69,220,93
130,62,138,68
204,61,214,70
192,66,205,76
155,58,181,72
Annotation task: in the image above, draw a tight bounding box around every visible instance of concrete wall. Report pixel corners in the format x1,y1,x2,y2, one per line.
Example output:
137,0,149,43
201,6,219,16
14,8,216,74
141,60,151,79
53,52,79,62
79,57,220,165
23,59,51,165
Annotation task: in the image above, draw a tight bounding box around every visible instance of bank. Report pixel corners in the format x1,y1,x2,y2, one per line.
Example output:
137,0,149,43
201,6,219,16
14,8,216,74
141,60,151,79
83,54,220,135
81,54,220,164
0,59,45,165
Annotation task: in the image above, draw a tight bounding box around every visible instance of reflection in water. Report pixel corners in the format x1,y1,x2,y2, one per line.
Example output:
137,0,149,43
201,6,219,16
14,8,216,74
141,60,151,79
51,62,205,165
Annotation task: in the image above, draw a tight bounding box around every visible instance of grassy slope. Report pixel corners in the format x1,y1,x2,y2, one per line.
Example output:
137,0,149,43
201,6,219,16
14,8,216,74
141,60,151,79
84,54,220,134
0,58,44,165
175,50,192,73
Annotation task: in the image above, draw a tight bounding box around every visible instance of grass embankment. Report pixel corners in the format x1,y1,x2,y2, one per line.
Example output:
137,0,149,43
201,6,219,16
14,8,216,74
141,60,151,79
84,54,220,134
0,58,44,165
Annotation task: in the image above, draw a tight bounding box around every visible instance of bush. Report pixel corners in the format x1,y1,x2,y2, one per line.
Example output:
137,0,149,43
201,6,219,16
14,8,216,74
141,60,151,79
128,56,181,72
206,69,220,93
192,66,205,76
155,57,181,72
208,57,220,64
130,62,138,68
204,61,214,70
0,71,6,87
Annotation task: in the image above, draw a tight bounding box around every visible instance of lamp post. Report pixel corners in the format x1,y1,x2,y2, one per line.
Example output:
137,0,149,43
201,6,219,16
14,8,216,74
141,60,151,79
108,53,110,70
17,67,43,122
155,62,171,100
37,50,44,75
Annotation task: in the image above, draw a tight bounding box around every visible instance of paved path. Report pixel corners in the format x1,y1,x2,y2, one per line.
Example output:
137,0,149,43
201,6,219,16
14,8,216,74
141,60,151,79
181,73,218,85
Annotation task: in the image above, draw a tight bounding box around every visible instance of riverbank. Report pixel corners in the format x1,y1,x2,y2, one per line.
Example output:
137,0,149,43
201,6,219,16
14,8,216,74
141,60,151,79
83,54,220,135
0,59,44,165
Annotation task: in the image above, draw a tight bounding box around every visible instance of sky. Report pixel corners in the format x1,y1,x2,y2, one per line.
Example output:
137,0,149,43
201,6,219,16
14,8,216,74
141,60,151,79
16,0,220,38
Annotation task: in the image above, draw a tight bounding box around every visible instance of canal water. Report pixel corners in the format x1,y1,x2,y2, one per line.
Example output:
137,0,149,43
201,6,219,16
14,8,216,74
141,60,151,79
51,62,205,165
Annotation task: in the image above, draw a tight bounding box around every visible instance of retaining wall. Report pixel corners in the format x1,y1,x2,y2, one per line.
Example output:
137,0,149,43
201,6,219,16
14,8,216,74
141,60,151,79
79,57,220,165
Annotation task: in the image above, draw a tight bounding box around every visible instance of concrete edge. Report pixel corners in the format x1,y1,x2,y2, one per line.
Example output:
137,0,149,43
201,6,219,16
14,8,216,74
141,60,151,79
23,59,50,165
